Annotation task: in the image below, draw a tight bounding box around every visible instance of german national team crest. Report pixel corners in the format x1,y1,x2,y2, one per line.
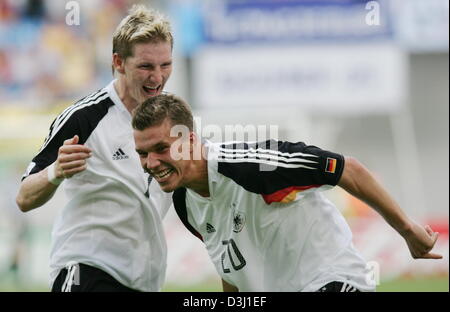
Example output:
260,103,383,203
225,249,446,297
232,209,246,233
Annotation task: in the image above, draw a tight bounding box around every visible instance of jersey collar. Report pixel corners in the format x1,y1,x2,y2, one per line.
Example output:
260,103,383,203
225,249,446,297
106,79,129,115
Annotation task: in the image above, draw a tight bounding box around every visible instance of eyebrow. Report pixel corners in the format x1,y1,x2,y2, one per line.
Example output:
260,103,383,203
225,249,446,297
138,59,172,66
135,148,147,154
136,142,169,154
153,142,169,150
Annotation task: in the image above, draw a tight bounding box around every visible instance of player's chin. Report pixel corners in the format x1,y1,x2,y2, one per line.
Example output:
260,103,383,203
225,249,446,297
155,177,178,193
158,183,177,193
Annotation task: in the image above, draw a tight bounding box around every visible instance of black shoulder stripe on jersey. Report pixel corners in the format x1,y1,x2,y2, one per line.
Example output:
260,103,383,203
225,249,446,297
23,95,114,180
172,188,203,241
58,89,105,121
40,90,107,152
217,140,345,198
53,89,107,130
219,145,319,167
40,91,109,152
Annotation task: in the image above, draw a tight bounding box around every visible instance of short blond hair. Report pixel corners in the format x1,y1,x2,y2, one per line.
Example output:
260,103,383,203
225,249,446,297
113,5,173,60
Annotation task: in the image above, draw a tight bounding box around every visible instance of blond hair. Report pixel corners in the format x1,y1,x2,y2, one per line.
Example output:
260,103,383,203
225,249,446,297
113,4,173,60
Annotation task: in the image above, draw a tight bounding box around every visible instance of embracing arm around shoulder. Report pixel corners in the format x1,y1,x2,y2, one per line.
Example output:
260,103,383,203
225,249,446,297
338,156,442,260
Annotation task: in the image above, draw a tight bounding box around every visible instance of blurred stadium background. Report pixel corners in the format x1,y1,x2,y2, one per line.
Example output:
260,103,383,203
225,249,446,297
0,0,448,292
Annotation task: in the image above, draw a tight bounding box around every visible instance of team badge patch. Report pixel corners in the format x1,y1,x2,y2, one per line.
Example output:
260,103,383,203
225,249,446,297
232,210,246,233
325,157,337,173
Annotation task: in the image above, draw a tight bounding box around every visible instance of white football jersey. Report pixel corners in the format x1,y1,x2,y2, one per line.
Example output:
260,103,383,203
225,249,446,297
23,81,173,291
172,141,375,292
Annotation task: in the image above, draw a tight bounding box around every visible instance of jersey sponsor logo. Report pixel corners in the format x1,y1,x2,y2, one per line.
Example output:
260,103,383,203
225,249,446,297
112,148,129,160
206,223,216,233
325,157,337,173
232,210,246,233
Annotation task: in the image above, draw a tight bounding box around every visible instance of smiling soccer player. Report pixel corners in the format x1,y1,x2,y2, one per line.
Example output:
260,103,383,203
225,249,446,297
132,93,442,292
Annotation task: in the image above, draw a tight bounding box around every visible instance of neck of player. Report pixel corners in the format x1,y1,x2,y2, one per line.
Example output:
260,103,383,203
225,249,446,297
114,79,139,114
185,144,210,198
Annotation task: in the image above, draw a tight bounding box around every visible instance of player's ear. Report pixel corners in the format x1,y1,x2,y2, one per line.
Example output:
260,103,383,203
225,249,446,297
113,53,126,74
189,132,196,145
190,132,203,160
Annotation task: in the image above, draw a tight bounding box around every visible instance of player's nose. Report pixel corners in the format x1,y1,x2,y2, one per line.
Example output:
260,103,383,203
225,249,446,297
148,67,162,85
147,152,161,170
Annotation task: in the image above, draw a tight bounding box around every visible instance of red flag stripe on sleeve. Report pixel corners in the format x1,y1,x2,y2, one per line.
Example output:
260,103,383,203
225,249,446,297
262,185,322,204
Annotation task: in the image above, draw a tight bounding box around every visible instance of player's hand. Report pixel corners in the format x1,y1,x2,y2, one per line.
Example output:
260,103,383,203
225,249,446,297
55,135,92,179
402,221,443,260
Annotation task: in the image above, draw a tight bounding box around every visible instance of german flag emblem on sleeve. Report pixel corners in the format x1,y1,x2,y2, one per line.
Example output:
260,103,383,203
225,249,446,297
325,157,337,173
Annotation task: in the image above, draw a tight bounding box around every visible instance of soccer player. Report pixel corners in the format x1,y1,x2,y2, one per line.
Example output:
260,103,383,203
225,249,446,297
132,94,443,292
16,5,174,292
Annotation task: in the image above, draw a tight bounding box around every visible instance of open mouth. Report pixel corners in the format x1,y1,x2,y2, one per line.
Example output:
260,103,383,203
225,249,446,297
142,85,161,96
152,168,174,182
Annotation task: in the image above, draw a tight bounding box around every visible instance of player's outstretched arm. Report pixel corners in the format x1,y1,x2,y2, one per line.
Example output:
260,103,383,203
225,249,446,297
222,278,239,292
337,156,442,260
16,135,91,212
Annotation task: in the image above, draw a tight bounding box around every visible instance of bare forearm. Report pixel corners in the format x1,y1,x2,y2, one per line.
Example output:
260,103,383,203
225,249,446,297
338,157,442,259
338,157,412,234
16,168,59,212
17,136,91,212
